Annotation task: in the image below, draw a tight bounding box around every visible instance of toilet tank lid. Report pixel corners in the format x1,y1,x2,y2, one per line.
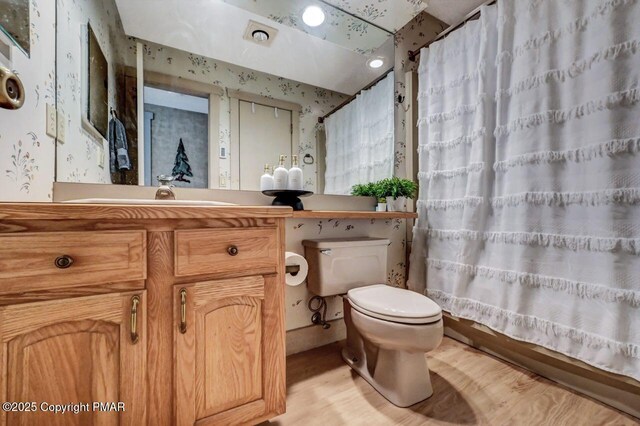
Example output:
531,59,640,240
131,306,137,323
302,238,390,249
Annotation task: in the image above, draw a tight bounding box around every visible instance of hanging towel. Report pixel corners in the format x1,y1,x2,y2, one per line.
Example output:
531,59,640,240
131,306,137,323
108,116,131,173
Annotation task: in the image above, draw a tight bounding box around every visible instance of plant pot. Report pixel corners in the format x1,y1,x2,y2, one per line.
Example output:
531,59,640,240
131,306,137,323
386,196,407,212
376,202,387,212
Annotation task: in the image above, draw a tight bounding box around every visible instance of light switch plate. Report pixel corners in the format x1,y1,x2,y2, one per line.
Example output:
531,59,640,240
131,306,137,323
46,104,57,139
219,174,227,187
56,110,66,143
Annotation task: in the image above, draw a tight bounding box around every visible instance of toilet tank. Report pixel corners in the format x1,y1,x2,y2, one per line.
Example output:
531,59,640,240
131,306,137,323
302,238,389,296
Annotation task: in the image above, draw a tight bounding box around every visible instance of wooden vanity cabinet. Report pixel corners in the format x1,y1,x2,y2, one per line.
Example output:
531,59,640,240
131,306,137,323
174,275,284,425
171,226,285,425
0,204,289,426
0,291,147,426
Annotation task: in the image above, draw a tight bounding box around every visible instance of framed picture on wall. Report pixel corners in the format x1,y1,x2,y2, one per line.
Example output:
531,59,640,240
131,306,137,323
86,23,108,139
0,0,30,56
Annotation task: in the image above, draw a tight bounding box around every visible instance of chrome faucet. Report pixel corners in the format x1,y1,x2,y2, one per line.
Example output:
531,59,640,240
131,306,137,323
155,175,176,200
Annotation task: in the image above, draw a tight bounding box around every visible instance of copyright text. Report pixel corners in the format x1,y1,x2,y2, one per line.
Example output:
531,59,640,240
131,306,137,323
2,402,125,414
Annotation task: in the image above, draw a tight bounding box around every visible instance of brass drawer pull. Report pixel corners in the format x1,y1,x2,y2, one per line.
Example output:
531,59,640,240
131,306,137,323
130,296,140,344
227,245,239,256
179,288,187,334
54,255,74,269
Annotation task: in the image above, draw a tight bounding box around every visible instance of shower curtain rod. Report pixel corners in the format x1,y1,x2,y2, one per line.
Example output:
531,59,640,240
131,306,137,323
318,69,393,123
408,0,496,62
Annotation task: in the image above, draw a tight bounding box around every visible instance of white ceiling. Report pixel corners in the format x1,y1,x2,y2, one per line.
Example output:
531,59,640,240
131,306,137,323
115,0,395,95
222,0,392,54
424,0,488,25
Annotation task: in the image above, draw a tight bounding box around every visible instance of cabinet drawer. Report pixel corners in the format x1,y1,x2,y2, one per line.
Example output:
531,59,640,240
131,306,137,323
0,231,146,294
175,228,278,278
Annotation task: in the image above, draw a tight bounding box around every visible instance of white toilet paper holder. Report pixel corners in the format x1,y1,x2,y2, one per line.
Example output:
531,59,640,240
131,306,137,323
285,265,301,275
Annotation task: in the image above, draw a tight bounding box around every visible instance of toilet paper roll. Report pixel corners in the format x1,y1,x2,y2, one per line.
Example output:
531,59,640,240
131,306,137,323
285,252,308,287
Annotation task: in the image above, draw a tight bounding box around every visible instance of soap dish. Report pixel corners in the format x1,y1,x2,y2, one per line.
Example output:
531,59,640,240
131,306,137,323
262,190,313,211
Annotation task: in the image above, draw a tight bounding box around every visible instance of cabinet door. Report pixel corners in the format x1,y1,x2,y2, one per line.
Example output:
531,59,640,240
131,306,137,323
175,275,285,425
0,291,147,426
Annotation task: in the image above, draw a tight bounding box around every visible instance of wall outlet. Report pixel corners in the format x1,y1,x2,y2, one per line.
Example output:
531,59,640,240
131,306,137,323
46,104,57,139
56,110,66,144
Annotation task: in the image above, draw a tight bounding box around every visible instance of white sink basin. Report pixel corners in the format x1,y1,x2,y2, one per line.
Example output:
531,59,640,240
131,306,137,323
64,198,237,206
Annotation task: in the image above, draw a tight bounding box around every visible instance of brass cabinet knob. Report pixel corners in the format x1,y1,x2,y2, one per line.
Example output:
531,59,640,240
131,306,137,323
54,255,74,269
227,245,239,256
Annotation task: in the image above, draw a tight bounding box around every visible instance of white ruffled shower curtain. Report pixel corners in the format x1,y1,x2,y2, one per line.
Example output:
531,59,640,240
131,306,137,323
324,72,394,195
409,0,640,380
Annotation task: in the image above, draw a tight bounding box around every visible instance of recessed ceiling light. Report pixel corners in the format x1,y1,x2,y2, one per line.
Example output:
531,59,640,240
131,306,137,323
303,5,325,27
252,29,269,42
368,58,384,69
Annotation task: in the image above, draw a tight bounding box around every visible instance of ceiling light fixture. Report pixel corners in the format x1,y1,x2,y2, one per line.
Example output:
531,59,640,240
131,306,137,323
252,29,270,42
302,5,325,27
367,58,384,69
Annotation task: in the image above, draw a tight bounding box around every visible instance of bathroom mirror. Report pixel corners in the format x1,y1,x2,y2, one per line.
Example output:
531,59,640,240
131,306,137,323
0,0,30,56
55,0,406,194
87,24,109,140
55,0,138,185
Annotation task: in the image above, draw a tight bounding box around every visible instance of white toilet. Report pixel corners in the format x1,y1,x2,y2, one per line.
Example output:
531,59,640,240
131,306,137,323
302,238,443,407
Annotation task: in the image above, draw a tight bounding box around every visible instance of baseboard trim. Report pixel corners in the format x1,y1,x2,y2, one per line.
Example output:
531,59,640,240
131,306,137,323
443,313,640,419
286,319,346,356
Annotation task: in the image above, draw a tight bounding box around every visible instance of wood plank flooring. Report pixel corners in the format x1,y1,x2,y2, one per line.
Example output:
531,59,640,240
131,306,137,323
270,337,638,426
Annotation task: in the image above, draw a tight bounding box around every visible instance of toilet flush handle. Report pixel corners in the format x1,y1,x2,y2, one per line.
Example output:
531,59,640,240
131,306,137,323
320,249,332,256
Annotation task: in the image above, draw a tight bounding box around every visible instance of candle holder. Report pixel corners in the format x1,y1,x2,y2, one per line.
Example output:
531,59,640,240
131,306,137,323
262,190,313,211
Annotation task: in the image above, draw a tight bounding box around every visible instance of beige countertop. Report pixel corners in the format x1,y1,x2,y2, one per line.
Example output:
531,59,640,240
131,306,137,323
0,203,417,221
0,202,294,220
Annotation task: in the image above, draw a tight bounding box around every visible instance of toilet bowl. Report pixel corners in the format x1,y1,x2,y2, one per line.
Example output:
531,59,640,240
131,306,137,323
342,285,443,407
302,238,444,407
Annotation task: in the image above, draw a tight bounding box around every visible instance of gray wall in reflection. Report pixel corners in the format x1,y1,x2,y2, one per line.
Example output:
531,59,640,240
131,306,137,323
146,104,208,189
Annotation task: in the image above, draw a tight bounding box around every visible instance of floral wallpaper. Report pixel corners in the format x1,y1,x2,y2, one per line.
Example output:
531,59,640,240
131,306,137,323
135,39,348,193
393,11,446,178
285,216,407,330
0,0,55,202
327,0,428,32
55,0,132,184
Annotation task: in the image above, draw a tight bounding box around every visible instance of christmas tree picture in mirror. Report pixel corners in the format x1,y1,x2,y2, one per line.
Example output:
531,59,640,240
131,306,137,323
172,139,193,183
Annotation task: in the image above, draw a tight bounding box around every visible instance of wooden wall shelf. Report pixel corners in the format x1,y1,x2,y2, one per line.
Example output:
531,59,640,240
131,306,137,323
291,210,417,219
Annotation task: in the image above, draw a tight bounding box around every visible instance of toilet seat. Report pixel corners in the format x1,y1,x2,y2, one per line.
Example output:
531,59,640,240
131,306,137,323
347,284,442,325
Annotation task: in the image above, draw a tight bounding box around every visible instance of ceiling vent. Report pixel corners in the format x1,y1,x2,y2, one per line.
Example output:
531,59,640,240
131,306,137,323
243,20,278,47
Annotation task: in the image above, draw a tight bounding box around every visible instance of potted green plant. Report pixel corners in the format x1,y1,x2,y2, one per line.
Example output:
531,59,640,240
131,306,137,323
351,182,376,197
351,182,387,211
374,181,390,211
380,177,417,212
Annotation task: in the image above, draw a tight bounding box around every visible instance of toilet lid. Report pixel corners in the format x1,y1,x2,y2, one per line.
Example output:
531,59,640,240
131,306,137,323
347,284,442,324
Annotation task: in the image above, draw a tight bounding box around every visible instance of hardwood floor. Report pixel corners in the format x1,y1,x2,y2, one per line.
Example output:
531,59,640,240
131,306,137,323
270,337,638,426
